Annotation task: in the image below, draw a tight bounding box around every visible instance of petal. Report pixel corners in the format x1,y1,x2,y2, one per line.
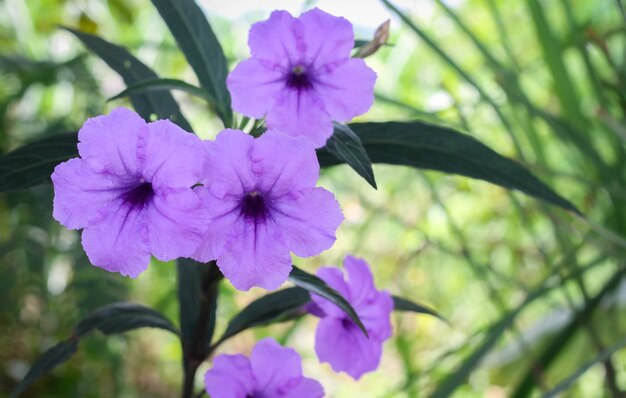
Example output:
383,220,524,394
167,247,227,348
81,204,150,277
281,378,325,398
315,317,383,380
250,338,303,392
204,354,255,398
52,158,131,229
299,8,355,68
265,88,333,148
344,256,376,305
192,188,241,262
248,10,301,66
77,107,145,177
311,267,351,318
252,130,319,196
315,58,377,121
216,219,292,291
271,188,343,257
227,58,285,119
143,119,204,189
355,291,394,341
147,188,210,261
202,129,257,196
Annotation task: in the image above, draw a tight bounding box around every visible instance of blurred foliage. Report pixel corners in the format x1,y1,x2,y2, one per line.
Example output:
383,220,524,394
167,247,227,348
1,0,626,397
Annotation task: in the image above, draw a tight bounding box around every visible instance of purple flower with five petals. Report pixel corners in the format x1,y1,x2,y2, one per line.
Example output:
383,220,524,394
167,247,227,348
52,107,208,277
193,129,343,291
204,338,324,398
311,255,393,379
227,8,377,148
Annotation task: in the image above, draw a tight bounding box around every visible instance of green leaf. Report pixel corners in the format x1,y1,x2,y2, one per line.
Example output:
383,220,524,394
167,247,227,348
392,295,448,323
176,259,221,363
217,287,311,345
0,133,77,192
64,27,193,132
10,303,177,398
150,0,232,126
288,266,368,336
318,121,580,214
321,123,377,188
108,77,212,102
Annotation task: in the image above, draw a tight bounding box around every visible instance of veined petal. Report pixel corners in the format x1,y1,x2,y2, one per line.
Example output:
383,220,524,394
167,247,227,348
252,130,319,196
81,203,150,278
77,107,145,177
300,8,354,68
250,338,303,393
147,189,209,261
203,129,257,196
248,10,301,65
216,219,292,291
52,158,131,229
315,317,383,380
143,120,204,189
227,58,285,119
265,88,333,148
271,187,343,257
315,58,377,121
204,354,255,398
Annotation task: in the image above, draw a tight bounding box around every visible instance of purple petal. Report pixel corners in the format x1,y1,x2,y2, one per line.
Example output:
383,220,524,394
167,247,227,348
52,158,128,229
271,187,343,257
248,10,300,65
315,58,377,121
300,8,354,68
216,219,292,291
315,317,383,380
143,119,204,189
252,130,319,196
265,88,333,148
250,338,303,392
147,189,209,261
227,58,285,119
192,189,241,263
344,255,376,304
77,107,145,178
204,354,255,398
81,204,150,278
311,267,351,318
281,377,325,398
202,129,257,196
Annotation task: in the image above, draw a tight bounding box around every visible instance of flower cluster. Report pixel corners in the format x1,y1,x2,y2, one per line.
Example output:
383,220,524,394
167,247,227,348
51,6,392,397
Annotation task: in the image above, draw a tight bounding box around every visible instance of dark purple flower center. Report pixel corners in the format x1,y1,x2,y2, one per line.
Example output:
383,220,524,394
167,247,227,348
286,64,313,91
341,317,357,332
122,181,154,209
240,191,269,221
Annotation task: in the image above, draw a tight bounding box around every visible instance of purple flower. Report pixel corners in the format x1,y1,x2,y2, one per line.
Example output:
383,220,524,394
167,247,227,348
193,129,343,291
52,107,208,277
204,338,324,398
311,256,393,379
227,8,377,148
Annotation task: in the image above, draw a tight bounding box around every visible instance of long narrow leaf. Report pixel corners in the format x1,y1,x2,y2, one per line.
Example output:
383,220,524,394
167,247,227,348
11,303,178,398
150,0,232,126
319,121,580,214
323,123,377,188
108,77,212,102
289,266,368,336
393,295,448,323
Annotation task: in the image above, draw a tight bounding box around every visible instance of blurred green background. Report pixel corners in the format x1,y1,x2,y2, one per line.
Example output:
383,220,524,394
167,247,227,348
1,0,626,397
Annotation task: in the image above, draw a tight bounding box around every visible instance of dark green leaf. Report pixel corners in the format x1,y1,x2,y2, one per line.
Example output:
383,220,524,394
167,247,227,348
218,287,311,345
108,77,212,102
64,27,193,132
176,259,221,363
392,295,448,323
322,123,377,188
0,133,77,192
318,121,580,214
10,302,177,397
288,266,367,336
150,0,232,126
